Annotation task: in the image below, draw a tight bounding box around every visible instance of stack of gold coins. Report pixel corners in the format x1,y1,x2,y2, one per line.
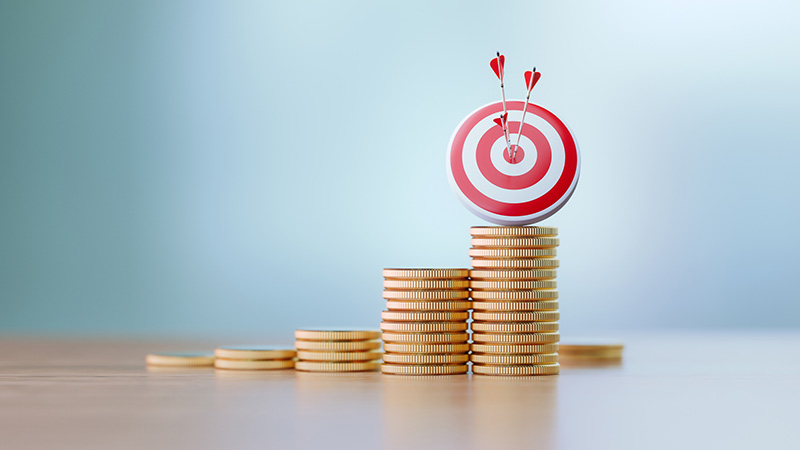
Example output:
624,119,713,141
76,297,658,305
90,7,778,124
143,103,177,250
213,346,296,370
294,329,382,372
469,226,561,376
380,268,471,376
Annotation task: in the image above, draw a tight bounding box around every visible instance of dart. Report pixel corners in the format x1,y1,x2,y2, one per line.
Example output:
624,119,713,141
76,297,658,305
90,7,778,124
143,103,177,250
490,52,512,157
512,67,541,161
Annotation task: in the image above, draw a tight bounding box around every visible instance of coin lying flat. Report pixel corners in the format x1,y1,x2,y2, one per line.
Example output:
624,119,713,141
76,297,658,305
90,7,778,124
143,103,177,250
383,343,470,354
295,361,380,372
470,280,558,291
471,237,559,248
382,268,470,279
472,332,560,344
469,269,558,280
471,300,559,311
559,342,624,359
380,322,468,333
382,353,469,365
471,321,559,333
294,330,381,341
470,343,559,354
471,290,559,301
470,353,559,365
471,258,560,269
472,363,560,376
294,340,381,352
472,311,560,322
296,350,383,362
214,358,295,370
380,364,468,375
214,346,296,361
381,311,469,322
145,352,215,367
385,300,473,311
468,248,558,259
383,279,470,290
382,290,471,301
381,332,469,344
470,226,558,237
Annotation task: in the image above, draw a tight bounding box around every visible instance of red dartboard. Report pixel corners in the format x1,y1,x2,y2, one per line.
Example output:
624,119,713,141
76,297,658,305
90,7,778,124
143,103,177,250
446,100,580,225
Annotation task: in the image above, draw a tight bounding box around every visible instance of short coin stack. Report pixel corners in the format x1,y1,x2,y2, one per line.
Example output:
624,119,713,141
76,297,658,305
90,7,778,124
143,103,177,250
469,226,561,376
294,329,382,372
213,346,296,370
380,268,471,376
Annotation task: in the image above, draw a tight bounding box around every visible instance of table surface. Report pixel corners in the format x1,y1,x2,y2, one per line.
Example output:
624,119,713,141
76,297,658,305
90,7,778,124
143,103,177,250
1,331,798,450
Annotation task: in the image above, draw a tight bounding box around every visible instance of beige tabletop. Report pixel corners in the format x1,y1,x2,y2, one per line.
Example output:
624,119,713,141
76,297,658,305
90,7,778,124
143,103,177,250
1,332,798,450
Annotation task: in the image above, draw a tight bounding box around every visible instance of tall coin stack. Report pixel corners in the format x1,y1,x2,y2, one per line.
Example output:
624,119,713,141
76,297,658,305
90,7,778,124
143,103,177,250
380,268,471,376
469,226,561,376
294,329,382,372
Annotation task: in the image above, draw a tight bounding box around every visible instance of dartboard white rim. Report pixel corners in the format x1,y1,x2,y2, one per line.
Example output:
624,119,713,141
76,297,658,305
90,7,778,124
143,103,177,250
446,100,580,225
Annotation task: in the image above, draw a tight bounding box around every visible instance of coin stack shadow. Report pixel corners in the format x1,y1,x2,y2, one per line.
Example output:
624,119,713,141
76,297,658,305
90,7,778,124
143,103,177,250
469,226,561,376
294,330,382,372
380,268,471,376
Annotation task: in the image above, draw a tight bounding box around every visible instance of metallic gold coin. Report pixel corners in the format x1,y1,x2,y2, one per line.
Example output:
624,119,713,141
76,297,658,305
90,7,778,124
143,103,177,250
471,237,559,248
382,353,469,365
380,364,468,375
471,321,560,333
214,346,296,361
472,363,560,376
294,330,381,341
382,268,469,279
383,279,470,290
471,353,559,365
381,332,469,344
472,311,560,322
471,258,560,269
470,226,559,237
294,340,381,352
214,358,295,370
383,343,470,354
380,321,468,333
471,300,559,311
145,352,215,367
468,248,557,259
471,290,558,301
296,350,382,362
295,361,380,372
469,269,558,280
471,343,559,354
559,343,624,359
470,280,558,291
472,332,560,344
382,290,470,301
381,311,469,322
385,300,472,311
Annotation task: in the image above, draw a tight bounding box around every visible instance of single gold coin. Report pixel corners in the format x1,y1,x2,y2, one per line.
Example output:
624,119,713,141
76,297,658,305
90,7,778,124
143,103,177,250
470,226,558,237
145,352,215,367
471,353,559,365
382,353,469,365
471,321,560,333
471,237,559,248
468,248,557,259
471,258,560,269
472,332,560,344
295,361,380,372
294,330,381,341
383,279,470,290
382,268,469,279
472,363,560,376
380,322,468,333
381,332,469,344
559,343,624,359
471,300,559,311
383,343,470,354
471,290,558,301
470,280,558,291
381,311,469,322
385,300,472,311
214,358,295,370
471,343,559,354
296,350,382,362
214,346,296,361
472,311,560,322
294,340,381,352
382,290,470,301
380,364,468,376
469,269,558,280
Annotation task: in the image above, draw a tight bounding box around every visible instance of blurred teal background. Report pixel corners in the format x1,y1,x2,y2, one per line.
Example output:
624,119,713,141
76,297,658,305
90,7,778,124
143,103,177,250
1,0,798,336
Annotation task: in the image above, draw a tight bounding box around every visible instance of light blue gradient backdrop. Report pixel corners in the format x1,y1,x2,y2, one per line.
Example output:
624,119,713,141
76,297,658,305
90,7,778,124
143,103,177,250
1,0,799,336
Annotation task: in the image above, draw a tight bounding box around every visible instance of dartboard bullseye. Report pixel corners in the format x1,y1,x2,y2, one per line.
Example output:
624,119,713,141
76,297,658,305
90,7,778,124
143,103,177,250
446,100,580,225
